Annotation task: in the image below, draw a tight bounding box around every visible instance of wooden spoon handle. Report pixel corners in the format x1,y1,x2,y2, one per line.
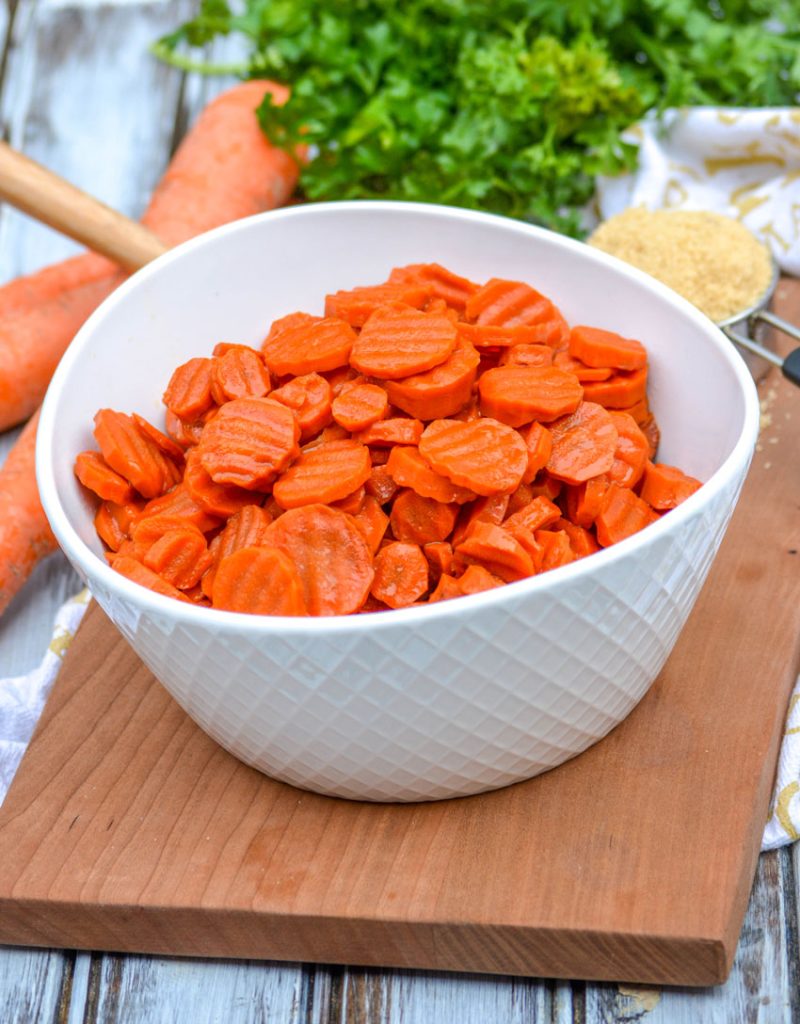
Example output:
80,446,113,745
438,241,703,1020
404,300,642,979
0,140,168,271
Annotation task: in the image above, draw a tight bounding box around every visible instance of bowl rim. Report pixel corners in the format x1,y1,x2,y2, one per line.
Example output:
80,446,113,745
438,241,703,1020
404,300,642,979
37,199,760,635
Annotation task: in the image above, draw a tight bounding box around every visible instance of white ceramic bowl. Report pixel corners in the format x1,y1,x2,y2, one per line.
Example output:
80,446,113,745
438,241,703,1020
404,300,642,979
37,202,759,802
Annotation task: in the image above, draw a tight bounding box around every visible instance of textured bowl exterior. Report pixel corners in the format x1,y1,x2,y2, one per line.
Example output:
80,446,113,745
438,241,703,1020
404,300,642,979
37,202,759,802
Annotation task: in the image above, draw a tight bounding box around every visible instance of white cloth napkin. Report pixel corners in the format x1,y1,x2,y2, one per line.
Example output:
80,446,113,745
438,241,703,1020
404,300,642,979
0,591,798,848
595,107,800,274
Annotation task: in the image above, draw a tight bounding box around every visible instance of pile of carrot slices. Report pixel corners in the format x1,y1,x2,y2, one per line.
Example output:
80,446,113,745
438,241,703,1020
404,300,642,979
74,264,702,617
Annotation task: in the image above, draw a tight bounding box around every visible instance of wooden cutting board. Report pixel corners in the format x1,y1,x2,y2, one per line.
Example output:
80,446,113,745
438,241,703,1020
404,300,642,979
0,285,798,988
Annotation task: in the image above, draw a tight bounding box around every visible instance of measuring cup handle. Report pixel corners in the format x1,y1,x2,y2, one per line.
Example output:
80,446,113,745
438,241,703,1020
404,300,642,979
753,309,800,344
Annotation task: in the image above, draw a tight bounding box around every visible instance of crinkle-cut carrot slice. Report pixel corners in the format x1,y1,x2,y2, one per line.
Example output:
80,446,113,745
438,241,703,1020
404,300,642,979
211,345,272,403
639,461,702,510
608,411,649,489
521,421,553,485
143,528,213,590
617,396,650,426
478,365,583,427
165,409,204,448
94,499,143,552
465,278,557,327
272,441,371,509
582,367,647,409
324,365,361,397
162,357,215,420
386,446,476,505
262,315,356,377
564,474,609,528
265,504,374,615
505,523,543,571
504,494,561,534
201,504,273,599
640,416,660,460
371,541,430,609
419,418,528,497
546,402,618,485
132,414,186,465
331,382,389,432
271,372,333,439
528,472,563,501
132,514,206,559
534,529,576,571
354,417,424,447
384,337,479,420
331,485,366,516
595,483,658,547
425,297,460,323
197,397,300,490
553,516,600,559
74,450,134,504
365,465,398,506
184,448,256,517
93,409,182,499
553,351,613,382
325,282,430,327
136,483,221,533
303,423,350,452
428,573,464,603
451,493,510,548
458,564,505,594
456,521,535,583
569,325,647,372
110,554,191,602
212,545,307,616
499,343,554,368
351,495,389,554
389,263,478,312
458,323,553,350
390,489,458,545
423,541,454,580
350,303,458,380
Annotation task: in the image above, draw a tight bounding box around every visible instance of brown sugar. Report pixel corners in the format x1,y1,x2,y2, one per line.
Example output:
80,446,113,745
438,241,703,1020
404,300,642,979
587,208,774,323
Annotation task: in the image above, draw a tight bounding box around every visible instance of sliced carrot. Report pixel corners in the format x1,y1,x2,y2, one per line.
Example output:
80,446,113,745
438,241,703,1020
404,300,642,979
365,464,399,505
618,397,651,426
608,411,649,489
331,485,366,516
455,521,534,582
478,365,583,427
132,513,206,558
270,372,333,439
428,573,464,603
569,325,647,371
639,461,702,510
273,440,371,509
640,416,660,459
553,351,613,382
424,297,460,323
94,499,143,552
212,545,307,616
324,282,430,327
564,474,609,528
197,396,300,490
110,554,191,602
390,489,458,545
423,541,454,580
201,502,273,598
265,504,374,615
389,263,478,311
371,542,430,609
211,345,271,403
546,402,618,485
262,315,356,377
162,357,215,420
351,494,389,553
419,418,528,496
165,409,204,448
521,421,553,484
136,482,221,533
132,414,186,464
534,529,576,571
465,278,557,327
595,483,659,547
184,448,256,517
350,303,458,380
450,493,510,548
384,337,479,420
74,450,134,504
582,367,648,409
450,396,480,422
386,446,476,505
498,343,554,368
527,472,563,501
143,528,213,590
331,382,389,432
458,564,505,594
458,324,552,350
553,517,600,559
504,495,561,533
93,409,181,499
354,417,424,447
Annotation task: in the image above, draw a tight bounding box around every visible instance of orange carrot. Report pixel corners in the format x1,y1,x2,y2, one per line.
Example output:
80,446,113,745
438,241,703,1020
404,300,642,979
351,495,390,553
428,573,464,602
419,418,528,496
608,411,649,489
457,564,506,594
545,402,618,484
211,345,272,403
94,498,143,552
135,482,221,533
423,540,454,580
534,529,576,571
450,493,510,548
162,358,215,421
371,541,430,608
389,263,478,311
197,397,300,490
132,414,185,464
212,545,307,616
131,513,207,559
262,316,356,377
504,495,561,533
458,324,552,349
456,521,534,582
390,489,458,545
74,450,134,504
93,409,181,499
324,283,430,327
272,441,371,509
384,337,480,420
353,417,424,447
553,351,613,382
350,303,458,380
478,365,583,427
183,448,255,518
554,517,600,559
386,446,476,504
499,343,554,368
521,422,553,484
595,483,659,547
465,278,557,327
569,325,647,371
202,504,273,598
143,528,213,590
639,461,702,510
110,554,192,602
564,475,609,528
640,416,660,459
365,464,399,505
582,367,648,409
271,373,333,439
331,382,389,432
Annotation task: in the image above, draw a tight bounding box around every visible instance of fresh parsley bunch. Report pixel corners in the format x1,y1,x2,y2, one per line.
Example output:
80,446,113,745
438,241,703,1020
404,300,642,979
156,0,800,235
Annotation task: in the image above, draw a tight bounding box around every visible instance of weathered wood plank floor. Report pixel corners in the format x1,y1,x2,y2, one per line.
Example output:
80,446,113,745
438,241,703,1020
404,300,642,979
0,1,797,1020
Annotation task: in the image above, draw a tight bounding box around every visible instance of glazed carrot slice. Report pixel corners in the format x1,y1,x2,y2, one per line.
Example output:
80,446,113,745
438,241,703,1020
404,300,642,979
458,564,505,594
331,485,365,516
534,529,576,571
165,409,204,448
384,337,480,420
608,411,649,488
553,351,613,382
354,417,424,447
428,573,464,603
110,554,191,602
201,502,273,597
132,414,186,465
184,448,256,517
390,489,458,545
132,513,206,558
211,345,271,403
458,324,551,349
419,418,528,496
450,493,510,547
271,372,333,439
504,495,561,533
143,528,213,590
423,541,454,580
365,464,399,505
553,517,600,559
94,499,143,552
498,343,554,368
389,263,478,311
324,282,430,327
640,416,660,460
93,409,181,499
618,397,651,426
265,503,374,615
162,357,215,420
386,446,476,505
564,474,609,528
136,482,221,533
639,461,702,510
371,541,430,609
350,303,458,380
595,483,659,547
273,441,371,509
582,367,648,409
212,545,307,616
351,494,389,553
569,325,647,372
262,315,356,376
521,421,553,484
197,396,300,490
478,365,583,427
465,278,557,327
74,450,134,504
546,402,618,484
455,521,535,582
331,382,389,432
